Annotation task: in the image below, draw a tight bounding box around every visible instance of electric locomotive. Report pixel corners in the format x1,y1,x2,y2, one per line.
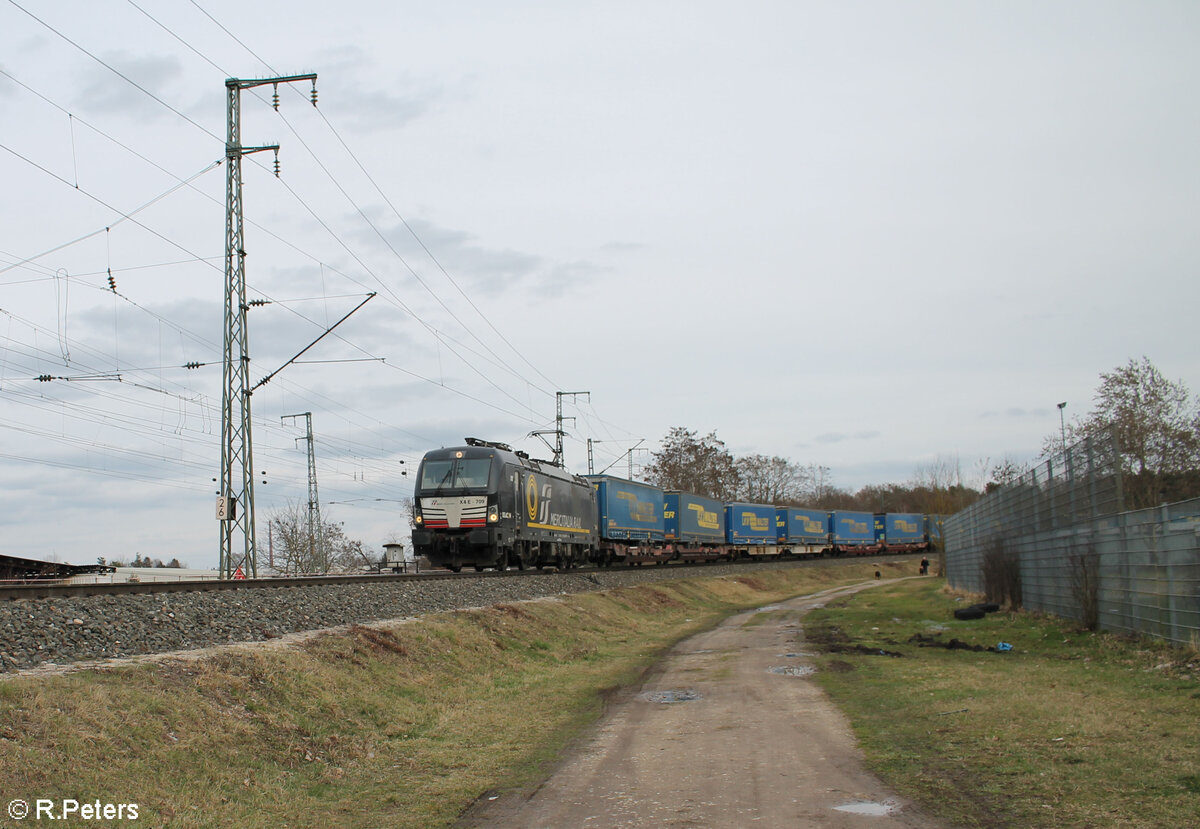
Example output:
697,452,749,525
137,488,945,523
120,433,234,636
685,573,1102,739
411,438,598,571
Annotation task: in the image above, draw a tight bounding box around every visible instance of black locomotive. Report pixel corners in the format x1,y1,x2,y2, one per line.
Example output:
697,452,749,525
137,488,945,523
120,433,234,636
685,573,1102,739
411,438,598,571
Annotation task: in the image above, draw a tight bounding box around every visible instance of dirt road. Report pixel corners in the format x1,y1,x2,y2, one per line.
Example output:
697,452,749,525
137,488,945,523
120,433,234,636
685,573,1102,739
460,579,947,828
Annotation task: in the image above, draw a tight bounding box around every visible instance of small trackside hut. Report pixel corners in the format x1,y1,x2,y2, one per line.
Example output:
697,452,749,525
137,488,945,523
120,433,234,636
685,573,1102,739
411,438,598,572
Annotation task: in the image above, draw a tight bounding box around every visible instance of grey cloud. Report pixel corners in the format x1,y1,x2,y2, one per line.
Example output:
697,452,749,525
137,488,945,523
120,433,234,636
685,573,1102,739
599,241,647,253
815,430,880,444
327,82,440,132
71,52,186,119
315,45,442,132
979,407,1052,419
346,211,585,301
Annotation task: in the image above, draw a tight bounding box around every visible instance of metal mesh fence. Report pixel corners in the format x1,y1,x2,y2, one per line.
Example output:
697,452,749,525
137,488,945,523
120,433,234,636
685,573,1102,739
946,432,1200,647
946,431,1124,550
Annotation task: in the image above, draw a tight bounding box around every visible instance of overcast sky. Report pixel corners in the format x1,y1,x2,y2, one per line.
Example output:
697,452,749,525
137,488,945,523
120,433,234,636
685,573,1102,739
1,1,1196,569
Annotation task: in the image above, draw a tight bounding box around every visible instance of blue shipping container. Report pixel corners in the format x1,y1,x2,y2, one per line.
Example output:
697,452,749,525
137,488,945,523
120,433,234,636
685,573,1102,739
725,503,775,544
664,492,725,544
925,514,945,544
831,510,874,545
585,475,664,541
883,513,925,544
776,508,829,544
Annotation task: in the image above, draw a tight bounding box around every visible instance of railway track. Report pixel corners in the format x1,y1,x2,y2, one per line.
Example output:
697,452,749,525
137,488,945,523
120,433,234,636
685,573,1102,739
0,552,922,602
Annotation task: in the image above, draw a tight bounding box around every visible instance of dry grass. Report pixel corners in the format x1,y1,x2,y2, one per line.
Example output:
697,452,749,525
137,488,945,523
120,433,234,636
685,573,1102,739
808,578,1200,828
0,562,886,828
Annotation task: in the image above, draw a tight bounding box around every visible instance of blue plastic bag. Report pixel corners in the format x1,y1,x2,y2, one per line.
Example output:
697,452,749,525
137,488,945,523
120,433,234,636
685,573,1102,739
995,641,1013,652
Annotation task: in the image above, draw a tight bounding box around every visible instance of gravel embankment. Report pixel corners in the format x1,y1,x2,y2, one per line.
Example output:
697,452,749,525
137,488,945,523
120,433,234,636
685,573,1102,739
0,562,816,673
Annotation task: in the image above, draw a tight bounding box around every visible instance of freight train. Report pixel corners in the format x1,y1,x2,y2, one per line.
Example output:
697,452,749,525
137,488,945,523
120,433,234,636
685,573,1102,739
410,439,934,571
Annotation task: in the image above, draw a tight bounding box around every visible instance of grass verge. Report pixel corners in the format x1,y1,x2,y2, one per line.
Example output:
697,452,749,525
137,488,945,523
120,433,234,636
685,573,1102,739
806,577,1200,828
0,561,890,828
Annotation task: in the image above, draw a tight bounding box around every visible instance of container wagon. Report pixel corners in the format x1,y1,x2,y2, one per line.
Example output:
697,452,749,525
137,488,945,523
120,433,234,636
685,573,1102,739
876,512,928,552
725,502,778,557
830,510,877,554
776,507,830,557
585,474,667,565
664,491,729,562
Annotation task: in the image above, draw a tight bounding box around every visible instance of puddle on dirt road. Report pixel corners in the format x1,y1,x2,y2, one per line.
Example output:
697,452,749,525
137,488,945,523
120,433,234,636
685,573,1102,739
777,652,814,658
638,689,703,703
832,800,900,816
754,605,782,613
768,665,815,677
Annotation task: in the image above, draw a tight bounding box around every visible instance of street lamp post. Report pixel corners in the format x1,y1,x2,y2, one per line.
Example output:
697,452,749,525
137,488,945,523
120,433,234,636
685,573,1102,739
1057,402,1067,456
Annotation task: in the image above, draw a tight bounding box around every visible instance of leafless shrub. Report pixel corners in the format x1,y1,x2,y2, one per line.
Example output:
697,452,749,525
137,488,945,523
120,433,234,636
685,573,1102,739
981,535,1022,610
1068,544,1101,631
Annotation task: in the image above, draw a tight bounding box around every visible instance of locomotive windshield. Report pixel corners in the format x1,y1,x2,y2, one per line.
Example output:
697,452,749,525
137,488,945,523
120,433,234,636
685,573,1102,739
418,458,493,492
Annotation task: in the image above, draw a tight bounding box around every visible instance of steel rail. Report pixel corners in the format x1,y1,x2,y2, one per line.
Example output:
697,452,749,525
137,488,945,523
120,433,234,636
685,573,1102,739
0,552,921,602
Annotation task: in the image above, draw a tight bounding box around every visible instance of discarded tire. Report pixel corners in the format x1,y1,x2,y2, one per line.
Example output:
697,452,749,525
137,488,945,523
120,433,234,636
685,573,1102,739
953,607,986,620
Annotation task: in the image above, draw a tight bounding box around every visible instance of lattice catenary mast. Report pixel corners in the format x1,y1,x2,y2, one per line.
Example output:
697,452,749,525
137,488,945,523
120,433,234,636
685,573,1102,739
531,391,589,468
282,412,323,573
218,73,317,580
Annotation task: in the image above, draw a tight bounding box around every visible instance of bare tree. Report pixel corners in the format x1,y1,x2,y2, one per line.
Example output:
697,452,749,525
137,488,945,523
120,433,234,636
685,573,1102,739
1052,357,1200,507
644,427,741,501
803,464,844,505
263,500,371,574
908,453,981,515
737,454,807,503
985,455,1028,494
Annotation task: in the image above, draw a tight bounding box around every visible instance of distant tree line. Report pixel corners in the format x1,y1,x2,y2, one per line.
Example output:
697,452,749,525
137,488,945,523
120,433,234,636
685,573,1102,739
641,357,1200,516
641,426,981,516
97,555,185,568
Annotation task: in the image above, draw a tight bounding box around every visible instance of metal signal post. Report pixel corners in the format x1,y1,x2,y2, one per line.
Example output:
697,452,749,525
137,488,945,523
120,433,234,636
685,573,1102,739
219,73,317,580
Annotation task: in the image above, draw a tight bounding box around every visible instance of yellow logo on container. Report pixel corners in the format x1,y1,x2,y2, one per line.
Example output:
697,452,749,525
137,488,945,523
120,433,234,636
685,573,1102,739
741,512,769,532
617,490,657,522
688,503,719,529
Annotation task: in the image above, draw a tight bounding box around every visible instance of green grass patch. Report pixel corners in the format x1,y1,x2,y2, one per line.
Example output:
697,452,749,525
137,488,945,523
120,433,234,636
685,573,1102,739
0,562,887,828
807,578,1200,828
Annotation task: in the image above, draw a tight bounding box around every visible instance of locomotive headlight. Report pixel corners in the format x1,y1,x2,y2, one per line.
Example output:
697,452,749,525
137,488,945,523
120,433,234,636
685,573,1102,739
488,510,499,523
414,514,423,525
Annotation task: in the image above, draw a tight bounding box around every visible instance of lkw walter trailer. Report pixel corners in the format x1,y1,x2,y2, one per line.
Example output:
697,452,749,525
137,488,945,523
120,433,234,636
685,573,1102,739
664,491,729,562
586,474,666,565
